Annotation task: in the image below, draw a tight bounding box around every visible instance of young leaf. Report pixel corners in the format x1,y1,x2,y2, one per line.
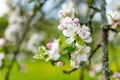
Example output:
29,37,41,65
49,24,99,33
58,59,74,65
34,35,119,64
39,46,46,55
74,35,85,46
33,54,44,60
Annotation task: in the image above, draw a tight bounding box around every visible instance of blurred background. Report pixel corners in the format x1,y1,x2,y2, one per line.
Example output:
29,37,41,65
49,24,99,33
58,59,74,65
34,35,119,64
0,0,120,80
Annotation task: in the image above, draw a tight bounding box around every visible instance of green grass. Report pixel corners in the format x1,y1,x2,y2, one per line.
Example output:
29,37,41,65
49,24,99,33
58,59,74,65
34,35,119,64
0,60,80,80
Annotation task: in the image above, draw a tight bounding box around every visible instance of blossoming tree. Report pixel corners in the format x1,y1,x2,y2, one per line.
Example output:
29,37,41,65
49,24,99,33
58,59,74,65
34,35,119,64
0,0,120,80
34,0,120,80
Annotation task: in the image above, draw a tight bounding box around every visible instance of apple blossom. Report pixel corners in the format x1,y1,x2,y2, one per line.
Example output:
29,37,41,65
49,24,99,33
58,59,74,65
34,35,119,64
78,25,92,43
58,3,75,19
108,11,120,29
47,39,60,61
34,3,92,69
70,54,88,68
0,38,6,47
70,45,90,68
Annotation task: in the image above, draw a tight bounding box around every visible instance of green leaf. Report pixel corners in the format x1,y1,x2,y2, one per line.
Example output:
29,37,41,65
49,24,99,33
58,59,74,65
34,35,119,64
74,35,85,46
33,54,44,60
59,35,66,44
88,0,95,5
68,44,77,53
59,54,69,61
116,26,120,31
50,60,56,66
39,46,46,55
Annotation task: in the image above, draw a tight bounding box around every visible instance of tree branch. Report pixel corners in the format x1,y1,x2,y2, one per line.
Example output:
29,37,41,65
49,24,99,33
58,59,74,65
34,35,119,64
88,42,102,61
62,68,77,75
101,0,110,80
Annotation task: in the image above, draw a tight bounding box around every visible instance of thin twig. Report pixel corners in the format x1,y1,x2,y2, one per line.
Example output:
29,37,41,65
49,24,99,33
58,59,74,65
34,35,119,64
62,68,77,75
88,42,102,61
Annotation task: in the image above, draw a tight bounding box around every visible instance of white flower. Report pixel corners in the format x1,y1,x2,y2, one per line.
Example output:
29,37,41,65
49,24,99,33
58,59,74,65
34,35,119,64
70,54,88,68
70,44,90,68
63,24,79,37
47,40,60,61
58,17,73,30
59,17,80,37
76,43,91,54
0,38,6,47
112,11,120,20
5,24,23,43
108,11,120,29
79,25,92,43
58,3,75,19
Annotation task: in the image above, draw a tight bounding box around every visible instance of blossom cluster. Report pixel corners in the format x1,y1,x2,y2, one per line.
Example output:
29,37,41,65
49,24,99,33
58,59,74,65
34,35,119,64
34,3,92,68
108,11,120,30
5,7,26,43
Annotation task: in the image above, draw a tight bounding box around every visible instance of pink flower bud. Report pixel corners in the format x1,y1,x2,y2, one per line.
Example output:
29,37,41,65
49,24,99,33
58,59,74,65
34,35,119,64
46,42,52,49
57,61,64,67
73,18,79,24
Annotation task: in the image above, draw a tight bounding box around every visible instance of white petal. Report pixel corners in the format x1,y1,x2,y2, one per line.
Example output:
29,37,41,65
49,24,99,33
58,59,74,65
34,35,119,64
83,46,91,53
70,60,79,68
77,54,88,62
66,37,74,44
53,53,60,61
63,29,73,37
84,37,92,43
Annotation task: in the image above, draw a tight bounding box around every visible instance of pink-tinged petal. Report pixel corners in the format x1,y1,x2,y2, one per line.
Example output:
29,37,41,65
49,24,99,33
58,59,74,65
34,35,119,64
73,18,79,24
81,25,89,31
58,25,66,30
0,38,6,47
113,72,120,78
84,37,92,43
58,10,65,19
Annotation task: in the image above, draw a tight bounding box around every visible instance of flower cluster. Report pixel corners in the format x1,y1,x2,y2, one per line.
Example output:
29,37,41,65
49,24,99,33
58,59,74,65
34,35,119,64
108,11,120,30
34,3,92,68
5,8,26,43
